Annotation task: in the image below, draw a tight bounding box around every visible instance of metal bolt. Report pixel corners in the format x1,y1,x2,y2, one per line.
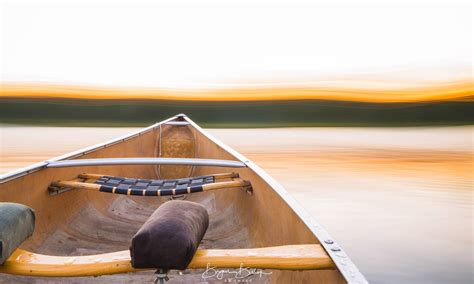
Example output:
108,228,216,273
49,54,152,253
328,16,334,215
324,239,334,244
331,247,341,252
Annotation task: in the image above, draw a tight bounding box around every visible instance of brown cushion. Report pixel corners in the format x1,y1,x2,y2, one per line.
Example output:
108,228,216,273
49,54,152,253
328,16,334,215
129,200,209,270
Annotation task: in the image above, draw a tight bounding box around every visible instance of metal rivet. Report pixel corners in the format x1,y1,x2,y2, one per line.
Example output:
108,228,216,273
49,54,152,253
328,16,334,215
331,247,341,252
324,239,334,244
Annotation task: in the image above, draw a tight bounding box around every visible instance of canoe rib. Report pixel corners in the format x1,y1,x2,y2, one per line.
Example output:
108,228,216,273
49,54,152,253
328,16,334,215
0,245,335,277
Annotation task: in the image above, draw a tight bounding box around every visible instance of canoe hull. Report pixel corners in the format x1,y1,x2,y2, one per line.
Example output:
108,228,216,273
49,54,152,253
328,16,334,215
0,115,366,283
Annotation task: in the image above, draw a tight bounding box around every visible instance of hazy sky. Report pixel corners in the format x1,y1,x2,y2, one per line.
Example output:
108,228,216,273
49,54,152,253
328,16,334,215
1,0,472,87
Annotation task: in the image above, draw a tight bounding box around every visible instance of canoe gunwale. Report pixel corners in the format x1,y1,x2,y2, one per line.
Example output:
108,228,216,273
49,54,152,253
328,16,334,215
182,115,368,284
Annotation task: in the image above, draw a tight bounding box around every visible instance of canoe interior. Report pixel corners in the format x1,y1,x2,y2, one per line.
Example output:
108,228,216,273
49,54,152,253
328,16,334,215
0,119,346,283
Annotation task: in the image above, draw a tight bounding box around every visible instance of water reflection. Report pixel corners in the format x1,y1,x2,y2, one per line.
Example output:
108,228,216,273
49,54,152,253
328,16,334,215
0,126,472,283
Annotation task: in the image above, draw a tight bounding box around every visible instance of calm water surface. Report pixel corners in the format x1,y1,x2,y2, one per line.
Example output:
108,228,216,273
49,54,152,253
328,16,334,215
0,126,472,283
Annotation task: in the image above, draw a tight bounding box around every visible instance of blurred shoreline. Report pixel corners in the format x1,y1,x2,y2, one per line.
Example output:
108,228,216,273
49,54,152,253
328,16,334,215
1,98,473,127
1,81,473,127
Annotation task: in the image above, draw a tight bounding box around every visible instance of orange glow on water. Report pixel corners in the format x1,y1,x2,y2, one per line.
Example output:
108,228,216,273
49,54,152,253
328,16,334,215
0,80,472,103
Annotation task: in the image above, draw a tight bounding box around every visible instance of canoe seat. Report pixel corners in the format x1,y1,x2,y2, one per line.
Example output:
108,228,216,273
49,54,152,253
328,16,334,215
49,172,252,196
0,203,35,264
131,200,209,270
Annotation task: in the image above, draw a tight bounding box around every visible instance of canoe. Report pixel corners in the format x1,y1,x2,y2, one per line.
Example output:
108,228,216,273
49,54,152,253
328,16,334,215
0,114,367,283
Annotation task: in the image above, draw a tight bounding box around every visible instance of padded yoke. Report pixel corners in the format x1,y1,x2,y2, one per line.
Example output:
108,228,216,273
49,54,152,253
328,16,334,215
0,203,35,264
130,200,209,270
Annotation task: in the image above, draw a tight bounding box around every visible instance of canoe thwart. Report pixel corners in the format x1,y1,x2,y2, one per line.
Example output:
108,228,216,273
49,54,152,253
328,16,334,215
46,158,247,168
49,172,253,196
0,245,335,277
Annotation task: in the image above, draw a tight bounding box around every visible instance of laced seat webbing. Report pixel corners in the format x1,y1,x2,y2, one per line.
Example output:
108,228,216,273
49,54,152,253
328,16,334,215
94,175,215,196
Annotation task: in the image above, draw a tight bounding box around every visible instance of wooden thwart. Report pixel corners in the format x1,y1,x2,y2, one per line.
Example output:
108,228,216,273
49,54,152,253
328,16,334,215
0,245,335,277
51,180,248,195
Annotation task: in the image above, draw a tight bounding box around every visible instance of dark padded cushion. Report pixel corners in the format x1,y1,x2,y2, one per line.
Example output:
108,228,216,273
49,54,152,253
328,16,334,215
0,203,35,264
130,200,209,270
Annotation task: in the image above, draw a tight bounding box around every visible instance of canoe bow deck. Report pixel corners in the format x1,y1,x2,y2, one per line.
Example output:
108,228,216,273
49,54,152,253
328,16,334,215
0,114,367,283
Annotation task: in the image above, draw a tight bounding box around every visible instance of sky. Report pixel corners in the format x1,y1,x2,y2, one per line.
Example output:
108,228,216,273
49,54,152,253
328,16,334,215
1,0,472,88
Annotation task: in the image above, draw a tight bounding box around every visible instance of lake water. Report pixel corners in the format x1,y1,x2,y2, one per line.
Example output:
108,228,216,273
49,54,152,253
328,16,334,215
0,126,472,283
